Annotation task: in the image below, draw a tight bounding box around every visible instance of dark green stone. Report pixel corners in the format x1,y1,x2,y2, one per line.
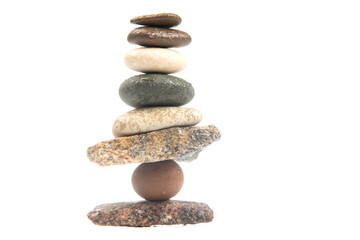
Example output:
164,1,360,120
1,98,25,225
119,74,195,108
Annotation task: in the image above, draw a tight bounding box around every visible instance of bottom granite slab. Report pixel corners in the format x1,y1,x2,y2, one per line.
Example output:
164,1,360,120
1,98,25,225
87,200,214,227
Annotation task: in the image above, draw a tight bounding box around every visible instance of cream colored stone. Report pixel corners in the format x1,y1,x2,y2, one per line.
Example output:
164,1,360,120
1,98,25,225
112,107,202,137
124,48,187,73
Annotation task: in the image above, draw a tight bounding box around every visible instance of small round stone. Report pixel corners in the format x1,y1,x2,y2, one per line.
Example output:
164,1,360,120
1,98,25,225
127,27,191,48
124,47,187,73
130,13,182,27
132,160,184,201
119,74,195,108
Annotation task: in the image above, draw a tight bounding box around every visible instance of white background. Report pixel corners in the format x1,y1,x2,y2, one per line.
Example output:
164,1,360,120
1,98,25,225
1,0,359,239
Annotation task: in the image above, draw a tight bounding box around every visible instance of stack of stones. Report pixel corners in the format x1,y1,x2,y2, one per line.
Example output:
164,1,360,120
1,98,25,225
87,13,221,227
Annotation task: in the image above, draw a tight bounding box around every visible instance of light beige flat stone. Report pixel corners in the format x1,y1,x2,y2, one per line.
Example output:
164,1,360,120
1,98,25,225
112,107,202,137
124,48,187,73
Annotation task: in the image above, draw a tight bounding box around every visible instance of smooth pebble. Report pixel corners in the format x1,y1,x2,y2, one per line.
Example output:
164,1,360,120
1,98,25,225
128,27,191,48
124,48,187,73
132,160,184,201
119,73,194,108
112,107,202,137
130,13,182,27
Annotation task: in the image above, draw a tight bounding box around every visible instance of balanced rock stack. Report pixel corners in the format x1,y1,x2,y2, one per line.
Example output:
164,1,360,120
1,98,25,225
87,13,221,227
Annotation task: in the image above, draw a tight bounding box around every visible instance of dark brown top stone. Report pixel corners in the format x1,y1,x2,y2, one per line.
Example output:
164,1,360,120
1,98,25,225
130,13,181,27
127,27,191,48
87,200,214,227
87,125,221,166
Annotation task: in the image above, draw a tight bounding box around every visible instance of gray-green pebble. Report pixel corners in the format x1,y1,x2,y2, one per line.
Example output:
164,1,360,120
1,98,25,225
119,74,194,108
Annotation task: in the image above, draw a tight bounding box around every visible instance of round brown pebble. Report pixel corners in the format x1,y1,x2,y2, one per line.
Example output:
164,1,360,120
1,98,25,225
131,160,184,201
127,27,191,48
130,13,182,27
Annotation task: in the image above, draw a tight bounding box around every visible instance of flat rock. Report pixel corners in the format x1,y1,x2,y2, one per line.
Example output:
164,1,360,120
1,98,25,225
128,27,191,48
124,47,187,73
119,74,194,108
87,125,221,166
87,200,214,227
130,13,182,27
112,107,202,137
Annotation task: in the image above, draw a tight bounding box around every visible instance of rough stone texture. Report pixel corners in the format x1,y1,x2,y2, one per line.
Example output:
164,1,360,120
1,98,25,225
124,47,187,73
119,74,194,108
130,13,182,27
87,200,213,227
128,27,191,48
112,107,202,137
87,125,221,166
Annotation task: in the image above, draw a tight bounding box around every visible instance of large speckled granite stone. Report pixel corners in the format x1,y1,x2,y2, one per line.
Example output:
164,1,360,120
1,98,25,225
87,200,214,227
87,125,221,166
119,74,194,108
112,107,202,137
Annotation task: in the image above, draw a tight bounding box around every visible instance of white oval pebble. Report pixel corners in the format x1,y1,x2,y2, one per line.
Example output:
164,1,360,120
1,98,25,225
112,107,202,137
124,48,187,73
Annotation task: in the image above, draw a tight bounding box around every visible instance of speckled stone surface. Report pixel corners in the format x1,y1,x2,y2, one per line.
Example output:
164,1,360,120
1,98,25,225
119,74,194,108
124,47,187,73
112,107,202,137
87,125,221,166
130,13,182,27
87,200,214,227
128,27,191,48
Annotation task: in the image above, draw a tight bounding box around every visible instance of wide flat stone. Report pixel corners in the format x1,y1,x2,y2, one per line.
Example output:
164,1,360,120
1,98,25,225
128,27,191,48
119,74,194,108
124,47,187,73
130,13,182,27
112,107,202,137
87,125,221,166
87,200,214,227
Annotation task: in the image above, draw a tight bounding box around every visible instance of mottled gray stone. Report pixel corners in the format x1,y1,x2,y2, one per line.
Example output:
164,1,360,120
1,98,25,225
119,74,194,108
